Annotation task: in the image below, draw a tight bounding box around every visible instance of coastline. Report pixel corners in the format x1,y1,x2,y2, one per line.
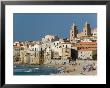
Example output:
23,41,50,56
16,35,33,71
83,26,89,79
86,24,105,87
14,60,97,75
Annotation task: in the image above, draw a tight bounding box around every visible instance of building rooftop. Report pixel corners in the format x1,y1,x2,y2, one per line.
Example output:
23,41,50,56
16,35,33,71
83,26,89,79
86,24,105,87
78,48,96,51
79,42,97,45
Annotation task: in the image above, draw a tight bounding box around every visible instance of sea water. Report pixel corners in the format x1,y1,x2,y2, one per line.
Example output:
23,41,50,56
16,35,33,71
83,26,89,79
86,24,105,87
13,65,58,75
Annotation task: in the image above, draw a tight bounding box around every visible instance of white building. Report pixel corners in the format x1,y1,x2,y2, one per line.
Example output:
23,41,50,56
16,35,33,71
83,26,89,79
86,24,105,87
42,35,59,43
78,49,96,60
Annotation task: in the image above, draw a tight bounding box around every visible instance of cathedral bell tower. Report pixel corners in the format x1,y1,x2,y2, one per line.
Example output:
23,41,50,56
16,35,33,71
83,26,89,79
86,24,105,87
83,21,91,36
70,23,78,43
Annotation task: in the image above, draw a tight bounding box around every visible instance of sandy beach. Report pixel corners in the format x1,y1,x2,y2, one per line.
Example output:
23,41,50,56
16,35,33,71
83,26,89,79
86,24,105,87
48,60,97,75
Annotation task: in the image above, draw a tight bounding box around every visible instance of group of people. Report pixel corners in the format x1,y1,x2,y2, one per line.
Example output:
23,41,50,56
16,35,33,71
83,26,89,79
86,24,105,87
82,63,96,72
57,66,65,73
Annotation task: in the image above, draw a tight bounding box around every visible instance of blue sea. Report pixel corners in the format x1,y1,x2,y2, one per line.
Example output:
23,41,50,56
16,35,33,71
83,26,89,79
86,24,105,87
13,65,59,75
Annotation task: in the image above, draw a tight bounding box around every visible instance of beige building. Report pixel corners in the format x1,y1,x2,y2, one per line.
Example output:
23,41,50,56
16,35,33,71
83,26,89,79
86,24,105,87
42,35,59,43
44,46,53,64
14,42,45,65
29,44,45,65
61,42,71,60
70,22,96,43
13,45,22,64
70,23,78,43
83,21,91,36
75,42,97,60
91,28,97,37
78,49,96,60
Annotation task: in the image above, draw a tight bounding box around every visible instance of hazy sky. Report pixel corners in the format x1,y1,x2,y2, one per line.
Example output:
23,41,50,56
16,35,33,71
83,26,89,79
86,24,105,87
13,13,97,41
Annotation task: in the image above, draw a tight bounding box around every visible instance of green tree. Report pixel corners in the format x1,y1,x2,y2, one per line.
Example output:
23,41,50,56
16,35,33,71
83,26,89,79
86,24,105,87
92,50,97,60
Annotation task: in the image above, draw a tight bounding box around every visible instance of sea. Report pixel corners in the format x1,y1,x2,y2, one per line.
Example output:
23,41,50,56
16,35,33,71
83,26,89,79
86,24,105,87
13,65,59,75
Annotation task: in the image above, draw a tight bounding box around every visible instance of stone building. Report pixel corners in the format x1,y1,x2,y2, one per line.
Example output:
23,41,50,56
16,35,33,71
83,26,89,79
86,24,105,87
13,45,22,64
42,35,59,43
78,49,96,60
61,42,71,60
30,43,44,64
70,23,78,43
83,21,91,36
75,42,97,60
44,46,53,64
70,21,96,43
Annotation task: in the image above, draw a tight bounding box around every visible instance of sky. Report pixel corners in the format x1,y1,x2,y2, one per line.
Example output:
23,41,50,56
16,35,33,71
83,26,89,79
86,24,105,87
13,13,97,41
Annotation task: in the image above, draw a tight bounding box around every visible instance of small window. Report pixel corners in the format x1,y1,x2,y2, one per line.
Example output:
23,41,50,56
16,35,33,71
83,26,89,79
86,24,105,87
66,45,67,48
35,48,36,51
35,52,36,57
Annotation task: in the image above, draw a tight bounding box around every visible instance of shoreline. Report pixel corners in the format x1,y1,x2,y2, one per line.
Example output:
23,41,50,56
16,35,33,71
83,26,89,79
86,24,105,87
14,60,97,75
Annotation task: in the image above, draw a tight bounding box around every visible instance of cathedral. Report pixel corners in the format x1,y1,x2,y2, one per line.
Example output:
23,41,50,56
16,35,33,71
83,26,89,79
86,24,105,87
70,22,97,43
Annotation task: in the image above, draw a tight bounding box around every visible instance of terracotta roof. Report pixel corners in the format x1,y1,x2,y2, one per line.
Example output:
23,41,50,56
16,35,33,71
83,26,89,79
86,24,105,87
78,48,96,51
79,36,92,38
62,42,71,44
80,42,97,45
76,45,97,47
13,45,21,48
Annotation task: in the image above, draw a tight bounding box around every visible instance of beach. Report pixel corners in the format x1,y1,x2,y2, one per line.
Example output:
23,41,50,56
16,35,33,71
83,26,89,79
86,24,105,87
49,60,97,75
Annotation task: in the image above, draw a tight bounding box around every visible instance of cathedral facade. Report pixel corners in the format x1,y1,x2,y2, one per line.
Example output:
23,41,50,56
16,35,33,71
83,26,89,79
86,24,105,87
70,22,97,43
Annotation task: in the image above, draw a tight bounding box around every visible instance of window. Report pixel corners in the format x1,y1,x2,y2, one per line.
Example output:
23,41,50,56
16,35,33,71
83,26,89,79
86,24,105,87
35,52,36,57
66,45,67,48
35,48,36,51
